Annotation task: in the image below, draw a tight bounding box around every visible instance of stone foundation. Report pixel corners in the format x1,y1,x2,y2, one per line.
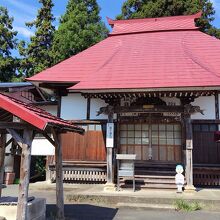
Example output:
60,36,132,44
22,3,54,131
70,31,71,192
0,198,46,220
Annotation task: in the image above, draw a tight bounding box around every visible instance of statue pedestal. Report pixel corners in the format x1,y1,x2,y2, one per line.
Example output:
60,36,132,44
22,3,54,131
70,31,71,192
184,185,196,193
104,183,116,192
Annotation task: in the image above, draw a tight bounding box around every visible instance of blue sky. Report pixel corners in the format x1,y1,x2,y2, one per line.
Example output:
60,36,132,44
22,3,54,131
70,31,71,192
0,0,220,41
0,0,126,40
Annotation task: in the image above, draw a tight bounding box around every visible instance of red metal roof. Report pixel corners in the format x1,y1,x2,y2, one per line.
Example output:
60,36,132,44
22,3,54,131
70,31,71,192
0,93,83,132
28,13,220,91
107,12,201,35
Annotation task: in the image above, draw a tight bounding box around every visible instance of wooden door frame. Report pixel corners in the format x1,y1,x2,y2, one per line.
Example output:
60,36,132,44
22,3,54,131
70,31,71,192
117,117,183,164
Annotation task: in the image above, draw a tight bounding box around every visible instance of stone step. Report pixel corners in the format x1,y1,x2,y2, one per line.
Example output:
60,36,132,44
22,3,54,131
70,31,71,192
137,179,175,184
121,183,177,189
135,170,176,175
119,173,186,189
116,202,174,210
121,178,175,185
135,175,175,179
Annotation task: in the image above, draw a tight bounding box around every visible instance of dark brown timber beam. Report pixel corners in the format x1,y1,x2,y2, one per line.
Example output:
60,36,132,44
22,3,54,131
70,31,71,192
0,133,6,197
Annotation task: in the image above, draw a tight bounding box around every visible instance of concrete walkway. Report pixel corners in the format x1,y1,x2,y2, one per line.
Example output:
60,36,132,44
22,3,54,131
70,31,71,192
2,182,220,211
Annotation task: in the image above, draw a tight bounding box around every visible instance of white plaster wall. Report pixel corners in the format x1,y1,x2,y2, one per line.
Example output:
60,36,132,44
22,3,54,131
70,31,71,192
90,98,108,120
161,97,181,106
4,155,14,172
31,138,55,156
19,105,57,156
40,105,57,116
5,134,12,154
4,134,14,172
191,96,215,120
61,93,87,120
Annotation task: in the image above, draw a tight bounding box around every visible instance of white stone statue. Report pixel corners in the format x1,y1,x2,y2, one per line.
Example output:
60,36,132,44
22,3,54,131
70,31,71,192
175,165,184,193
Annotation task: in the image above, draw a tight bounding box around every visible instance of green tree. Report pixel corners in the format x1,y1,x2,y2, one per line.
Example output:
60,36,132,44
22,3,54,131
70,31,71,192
117,0,220,38
52,0,109,64
0,6,18,82
19,0,55,77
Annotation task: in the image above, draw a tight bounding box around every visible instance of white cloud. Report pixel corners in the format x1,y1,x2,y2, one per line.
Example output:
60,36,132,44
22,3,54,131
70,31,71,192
9,8,34,25
3,0,37,17
14,26,34,38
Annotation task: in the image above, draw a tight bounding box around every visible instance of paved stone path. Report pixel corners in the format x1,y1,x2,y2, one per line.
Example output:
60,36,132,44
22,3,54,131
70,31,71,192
2,183,220,219
114,208,220,220
46,205,220,220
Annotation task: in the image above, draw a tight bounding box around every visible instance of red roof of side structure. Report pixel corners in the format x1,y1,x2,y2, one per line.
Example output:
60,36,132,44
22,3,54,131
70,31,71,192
28,13,220,91
0,93,83,132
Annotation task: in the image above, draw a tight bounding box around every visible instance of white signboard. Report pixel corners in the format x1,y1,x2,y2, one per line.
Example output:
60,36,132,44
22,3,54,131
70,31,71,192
106,123,114,148
31,139,55,156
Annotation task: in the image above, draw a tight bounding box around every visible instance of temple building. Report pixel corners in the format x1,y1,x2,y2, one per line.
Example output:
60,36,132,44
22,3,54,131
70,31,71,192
28,12,220,189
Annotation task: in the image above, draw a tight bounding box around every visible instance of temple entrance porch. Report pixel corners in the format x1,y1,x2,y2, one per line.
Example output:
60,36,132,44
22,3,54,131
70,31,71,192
117,115,184,189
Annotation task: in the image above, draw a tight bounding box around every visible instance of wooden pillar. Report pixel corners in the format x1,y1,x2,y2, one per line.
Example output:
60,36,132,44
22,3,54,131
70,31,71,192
17,129,33,220
0,133,6,197
106,112,114,188
86,97,91,120
148,114,152,160
107,147,113,184
53,131,65,220
45,156,51,181
57,95,62,118
184,116,195,191
215,92,219,120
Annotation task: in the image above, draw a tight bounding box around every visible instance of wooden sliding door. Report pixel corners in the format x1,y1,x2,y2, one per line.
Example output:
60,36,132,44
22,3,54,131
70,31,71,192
119,122,182,162
61,124,106,162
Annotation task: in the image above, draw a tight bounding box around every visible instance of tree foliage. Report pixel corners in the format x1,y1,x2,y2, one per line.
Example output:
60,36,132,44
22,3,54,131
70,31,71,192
52,0,109,64
117,0,220,38
0,6,18,82
19,0,55,78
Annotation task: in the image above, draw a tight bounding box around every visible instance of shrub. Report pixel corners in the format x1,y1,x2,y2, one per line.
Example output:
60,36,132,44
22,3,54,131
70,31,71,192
174,199,202,212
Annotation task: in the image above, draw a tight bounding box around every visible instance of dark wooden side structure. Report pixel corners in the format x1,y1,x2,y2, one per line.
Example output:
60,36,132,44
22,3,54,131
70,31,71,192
0,93,83,220
193,121,220,186
49,122,107,183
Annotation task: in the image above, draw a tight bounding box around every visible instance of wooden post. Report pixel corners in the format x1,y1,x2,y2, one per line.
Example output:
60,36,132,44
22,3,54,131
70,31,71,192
17,129,33,220
0,133,6,197
86,97,91,120
184,116,195,191
52,130,65,220
215,92,219,120
57,95,62,118
107,147,113,184
148,114,152,160
105,112,115,190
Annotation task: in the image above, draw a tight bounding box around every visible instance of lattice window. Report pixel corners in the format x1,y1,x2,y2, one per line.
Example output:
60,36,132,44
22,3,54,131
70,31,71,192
119,123,182,162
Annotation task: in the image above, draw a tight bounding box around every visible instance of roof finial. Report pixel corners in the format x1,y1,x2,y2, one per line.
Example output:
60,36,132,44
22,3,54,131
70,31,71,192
107,17,114,27
193,11,202,19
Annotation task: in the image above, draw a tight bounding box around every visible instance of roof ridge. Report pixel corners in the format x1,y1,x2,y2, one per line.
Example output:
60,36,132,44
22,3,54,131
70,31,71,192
107,12,202,26
108,28,199,37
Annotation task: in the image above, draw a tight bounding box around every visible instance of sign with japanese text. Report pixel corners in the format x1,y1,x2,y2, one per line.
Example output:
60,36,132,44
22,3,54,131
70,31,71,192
106,123,114,148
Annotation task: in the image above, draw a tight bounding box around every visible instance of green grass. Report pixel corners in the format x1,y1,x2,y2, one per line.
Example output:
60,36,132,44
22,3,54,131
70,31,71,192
174,199,202,212
14,178,20,184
